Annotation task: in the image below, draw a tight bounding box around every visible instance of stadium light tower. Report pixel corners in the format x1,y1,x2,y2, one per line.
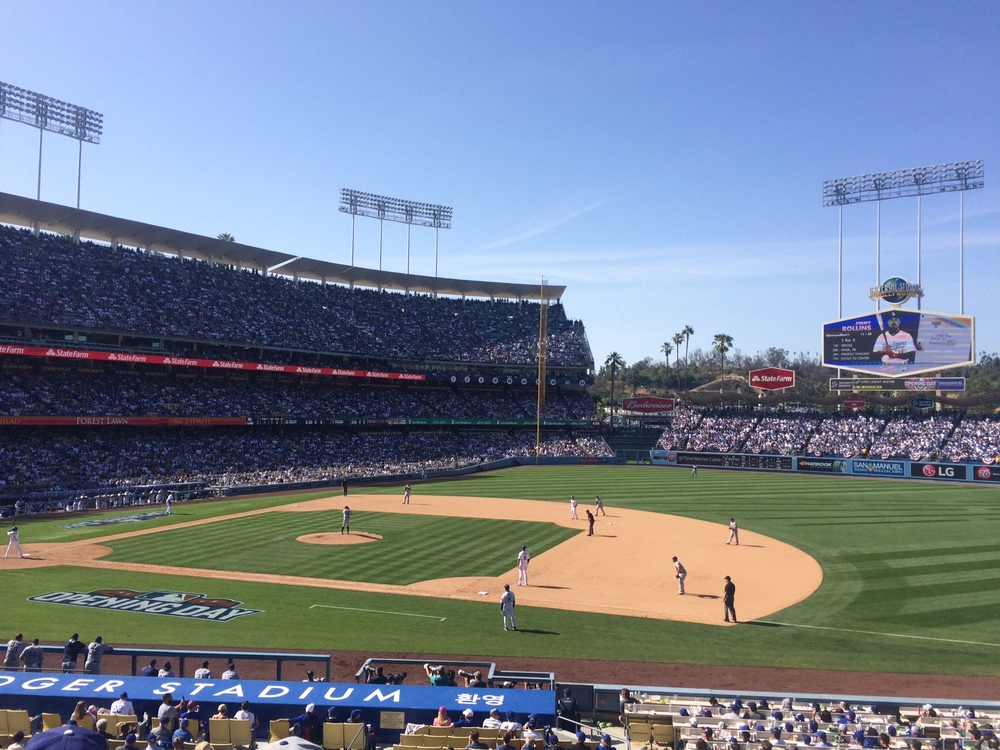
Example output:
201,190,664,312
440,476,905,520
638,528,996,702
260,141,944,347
0,81,104,211
823,160,984,314
339,188,452,275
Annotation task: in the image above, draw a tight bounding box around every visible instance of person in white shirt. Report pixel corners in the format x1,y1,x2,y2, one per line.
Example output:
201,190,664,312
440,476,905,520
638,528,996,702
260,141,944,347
873,310,918,364
726,517,739,545
234,701,257,730
221,661,239,679
111,692,135,715
194,661,212,679
500,585,516,631
482,709,502,730
570,496,578,520
517,545,530,586
672,556,687,595
5,526,24,559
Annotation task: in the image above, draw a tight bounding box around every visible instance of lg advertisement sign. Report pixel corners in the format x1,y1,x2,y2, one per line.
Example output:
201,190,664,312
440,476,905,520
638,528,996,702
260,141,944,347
910,462,968,481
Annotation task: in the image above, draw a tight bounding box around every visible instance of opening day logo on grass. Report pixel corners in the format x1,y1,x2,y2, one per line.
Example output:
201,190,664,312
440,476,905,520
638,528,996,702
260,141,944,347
28,589,263,621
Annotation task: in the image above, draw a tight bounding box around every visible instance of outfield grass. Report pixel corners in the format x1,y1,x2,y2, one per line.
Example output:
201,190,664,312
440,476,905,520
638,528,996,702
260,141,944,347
7,465,1000,677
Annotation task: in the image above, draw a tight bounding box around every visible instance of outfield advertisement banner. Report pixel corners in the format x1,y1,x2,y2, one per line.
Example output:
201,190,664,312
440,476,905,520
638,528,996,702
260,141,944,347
647,450,992,482
0,344,426,382
909,462,968,481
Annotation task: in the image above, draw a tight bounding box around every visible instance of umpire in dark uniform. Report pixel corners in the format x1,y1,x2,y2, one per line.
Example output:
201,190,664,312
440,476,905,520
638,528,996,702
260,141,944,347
723,576,737,623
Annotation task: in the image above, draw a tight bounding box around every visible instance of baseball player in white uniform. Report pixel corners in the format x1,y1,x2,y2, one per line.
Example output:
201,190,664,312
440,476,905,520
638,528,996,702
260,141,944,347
517,545,530,586
727,517,739,545
570,495,578,520
5,526,24,558
672,556,687,595
403,484,411,504
500,584,516,631
341,506,351,534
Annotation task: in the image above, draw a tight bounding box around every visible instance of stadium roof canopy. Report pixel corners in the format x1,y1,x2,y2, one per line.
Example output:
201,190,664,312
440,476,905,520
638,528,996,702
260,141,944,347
0,191,565,302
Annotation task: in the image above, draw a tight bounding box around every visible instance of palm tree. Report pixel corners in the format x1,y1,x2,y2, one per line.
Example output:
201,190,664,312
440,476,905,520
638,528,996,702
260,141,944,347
682,325,694,363
672,332,685,368
217,233,236,242
604,351,626,427
712,333,734,377
660,341,673,366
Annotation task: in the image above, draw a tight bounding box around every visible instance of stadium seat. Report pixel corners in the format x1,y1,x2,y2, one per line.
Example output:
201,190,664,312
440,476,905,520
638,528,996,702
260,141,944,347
344,722,366,750
42,713,63,732
651,726,674,746
323,722,345,750
229,719,253,749
210,718,232,745
269,719,290,743
6,710,33,740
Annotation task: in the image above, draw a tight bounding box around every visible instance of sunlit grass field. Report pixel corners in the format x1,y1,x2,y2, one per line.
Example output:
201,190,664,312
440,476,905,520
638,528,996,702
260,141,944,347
7,465,1000,677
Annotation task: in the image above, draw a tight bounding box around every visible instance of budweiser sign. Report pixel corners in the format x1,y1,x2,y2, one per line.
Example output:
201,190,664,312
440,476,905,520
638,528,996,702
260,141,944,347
749,367,795,391
622,397,674,413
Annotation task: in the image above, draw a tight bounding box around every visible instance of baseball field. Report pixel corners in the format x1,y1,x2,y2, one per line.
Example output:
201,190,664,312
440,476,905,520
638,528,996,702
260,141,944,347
4,464,1000,693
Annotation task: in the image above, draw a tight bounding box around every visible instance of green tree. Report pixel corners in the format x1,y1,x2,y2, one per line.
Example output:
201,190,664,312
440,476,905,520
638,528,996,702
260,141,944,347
682,325,694,363
604,351,626,427
672,332,685,368
217,233,236,242
660,341,673,366
712,333,734,376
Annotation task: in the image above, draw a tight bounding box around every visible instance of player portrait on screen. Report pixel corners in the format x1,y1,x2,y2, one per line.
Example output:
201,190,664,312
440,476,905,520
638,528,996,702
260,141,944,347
872,309,920,364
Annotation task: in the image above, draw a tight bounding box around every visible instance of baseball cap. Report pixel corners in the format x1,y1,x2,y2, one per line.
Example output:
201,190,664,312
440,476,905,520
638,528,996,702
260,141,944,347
217,705,226,712
306,704,316,713
602,735,611,743
576,732,586,742
463,709,474,718
147,734,158,744
127,734,138,745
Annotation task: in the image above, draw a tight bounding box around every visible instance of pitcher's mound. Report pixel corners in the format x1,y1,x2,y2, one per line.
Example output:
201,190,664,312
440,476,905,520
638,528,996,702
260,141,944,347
298,532,382,545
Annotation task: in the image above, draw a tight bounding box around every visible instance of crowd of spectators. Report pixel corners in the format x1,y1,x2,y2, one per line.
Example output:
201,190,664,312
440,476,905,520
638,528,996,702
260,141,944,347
0,366,597,421
657,408,1000,463
0,427,613,498
0,226,592,367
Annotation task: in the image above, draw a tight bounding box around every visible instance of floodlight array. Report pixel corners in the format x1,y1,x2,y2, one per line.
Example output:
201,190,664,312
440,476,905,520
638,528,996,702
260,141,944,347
339,188,452,229
0,81,103,144
823,160,983,206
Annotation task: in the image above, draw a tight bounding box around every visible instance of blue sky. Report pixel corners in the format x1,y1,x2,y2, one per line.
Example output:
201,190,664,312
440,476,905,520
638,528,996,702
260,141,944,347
1,1,998,368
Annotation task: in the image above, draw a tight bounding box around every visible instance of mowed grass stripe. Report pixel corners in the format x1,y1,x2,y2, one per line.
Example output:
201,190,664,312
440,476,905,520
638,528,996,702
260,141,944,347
104,511,576,585
8,465,1000,676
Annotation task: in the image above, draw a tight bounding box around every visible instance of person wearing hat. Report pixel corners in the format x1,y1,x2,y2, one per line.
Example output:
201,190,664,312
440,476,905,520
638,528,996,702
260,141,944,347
146,733,160,750
517,544,530,586
521,720,541,743
672,556,687,595
62,633,88,674
124,733,140,750
111,691,136,716
3,633,24,670
288,703,322,744
221,661,239,679
211,705,228,721
453,709,475,729
172,719,194,746
569,733,588,750
5,524,24,559
84,635,113,675
403,483,411,504
599,734,614,750
180,701,203,741
501,584,517,631
723,575,737,623
194,660,212,679
483,708,502,730
158,661,176,678
874,309,918,364
434,707,454,728
20,637,44,672
500,712,522,733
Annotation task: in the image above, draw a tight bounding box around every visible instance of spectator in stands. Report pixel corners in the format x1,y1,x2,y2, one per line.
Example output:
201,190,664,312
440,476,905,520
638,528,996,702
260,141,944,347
497,732,519,750
483,709,502,730
211,705,228,721
140,659,158,677
7,732,26,750
111,692,136,715
453,710,475,730
288,704,323,744
433,707,454,728
234,701,257,731
466,730,490,750
157,693,179,733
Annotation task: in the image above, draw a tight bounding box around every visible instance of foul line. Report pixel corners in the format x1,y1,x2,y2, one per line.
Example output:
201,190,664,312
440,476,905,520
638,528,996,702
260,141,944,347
754,620,1000,648
310,604,446,621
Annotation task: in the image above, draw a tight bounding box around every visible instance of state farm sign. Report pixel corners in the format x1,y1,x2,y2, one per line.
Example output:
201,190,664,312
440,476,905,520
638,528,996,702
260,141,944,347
622,397,674,413
749,367,795,391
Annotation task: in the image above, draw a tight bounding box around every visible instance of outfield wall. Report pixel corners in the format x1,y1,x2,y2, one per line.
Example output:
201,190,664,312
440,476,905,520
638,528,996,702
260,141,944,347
650,449,1000,483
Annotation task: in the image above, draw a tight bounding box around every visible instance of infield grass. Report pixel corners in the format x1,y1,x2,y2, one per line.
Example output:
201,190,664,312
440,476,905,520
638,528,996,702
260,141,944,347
8,465,1000,677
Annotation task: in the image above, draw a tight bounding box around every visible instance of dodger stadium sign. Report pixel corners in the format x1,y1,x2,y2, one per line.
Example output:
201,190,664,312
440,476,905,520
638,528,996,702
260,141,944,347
28,589,263,621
